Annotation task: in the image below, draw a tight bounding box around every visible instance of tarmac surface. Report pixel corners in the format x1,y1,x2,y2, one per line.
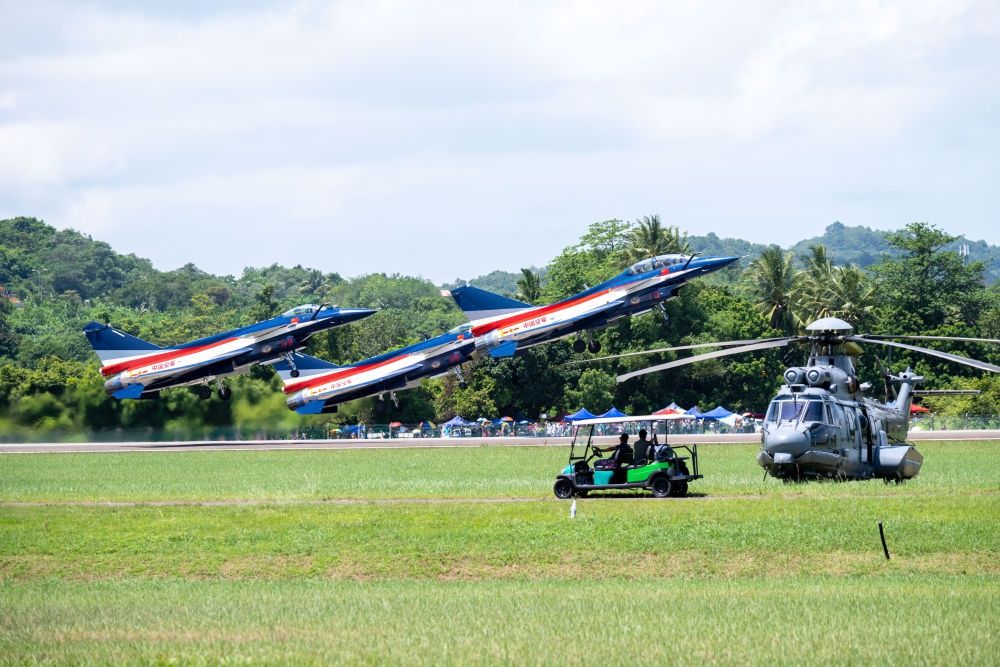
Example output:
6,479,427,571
1,430,998,454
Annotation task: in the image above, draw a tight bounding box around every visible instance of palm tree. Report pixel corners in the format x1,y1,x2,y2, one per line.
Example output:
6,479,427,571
625,214,692,264
828,265,878,329
794,245,836,321
747,247,799,333
299,269,329,296
515,268,542,304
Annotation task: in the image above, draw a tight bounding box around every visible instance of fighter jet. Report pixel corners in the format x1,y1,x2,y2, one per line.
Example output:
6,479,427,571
448,254,739,358
84,304,376,400
275,330,476,414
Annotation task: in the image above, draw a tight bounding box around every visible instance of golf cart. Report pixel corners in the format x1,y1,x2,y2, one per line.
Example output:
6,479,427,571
553,415,701,498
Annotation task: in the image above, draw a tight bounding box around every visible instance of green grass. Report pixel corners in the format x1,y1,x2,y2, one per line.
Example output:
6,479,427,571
1,441,998,664
2,577,997,665
2,441,999,501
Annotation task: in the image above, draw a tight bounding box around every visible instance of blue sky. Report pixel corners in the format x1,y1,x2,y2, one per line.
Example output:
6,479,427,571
1,1,998,283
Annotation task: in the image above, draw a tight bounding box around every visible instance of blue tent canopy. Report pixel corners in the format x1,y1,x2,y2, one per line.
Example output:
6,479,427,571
598,407,627,418
343,424,361,434
684,406,702,417
701,406,733,420
564,408,597,421
442,415,471,427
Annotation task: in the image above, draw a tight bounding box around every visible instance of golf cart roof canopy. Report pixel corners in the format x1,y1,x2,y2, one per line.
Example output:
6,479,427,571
571,415,673,426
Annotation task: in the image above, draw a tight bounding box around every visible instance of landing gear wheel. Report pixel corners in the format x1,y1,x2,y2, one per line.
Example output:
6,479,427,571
290,369,300,378
392,400,404,412
587,339,601,354
458,381,468,390
650,475,673,498
193,385,211,400
217,386,232,401
375,399,387,414
572,339,586,353
669,480,688,497
553,478,575,499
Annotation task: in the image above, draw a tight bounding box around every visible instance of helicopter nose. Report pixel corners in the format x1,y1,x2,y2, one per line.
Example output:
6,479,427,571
764,429,811,458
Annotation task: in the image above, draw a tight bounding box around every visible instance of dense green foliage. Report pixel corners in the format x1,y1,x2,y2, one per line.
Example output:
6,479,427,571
0,215,998,437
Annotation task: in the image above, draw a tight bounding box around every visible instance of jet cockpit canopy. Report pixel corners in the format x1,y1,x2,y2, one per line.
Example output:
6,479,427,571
626,254,690,276
282,304,323,318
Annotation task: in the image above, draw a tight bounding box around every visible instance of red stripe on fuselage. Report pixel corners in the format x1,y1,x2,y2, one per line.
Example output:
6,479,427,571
283,354,405,394
100,337,238,377
470,287,617,337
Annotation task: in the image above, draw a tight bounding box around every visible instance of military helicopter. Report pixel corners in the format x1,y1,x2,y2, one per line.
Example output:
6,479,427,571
579,317,1000,482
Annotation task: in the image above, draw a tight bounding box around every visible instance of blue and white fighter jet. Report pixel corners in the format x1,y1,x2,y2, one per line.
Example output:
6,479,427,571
449,254,739,358
275,330,476,414
84,304,376,400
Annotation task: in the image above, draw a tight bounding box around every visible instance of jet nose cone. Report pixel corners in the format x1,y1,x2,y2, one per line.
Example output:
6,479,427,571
327,307,377,324
701,256,740,272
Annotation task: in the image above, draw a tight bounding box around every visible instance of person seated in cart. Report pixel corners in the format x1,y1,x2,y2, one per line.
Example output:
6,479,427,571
594,433,633,469
633,429,654,465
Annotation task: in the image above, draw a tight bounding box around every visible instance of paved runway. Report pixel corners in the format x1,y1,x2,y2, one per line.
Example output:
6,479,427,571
1,430,997,454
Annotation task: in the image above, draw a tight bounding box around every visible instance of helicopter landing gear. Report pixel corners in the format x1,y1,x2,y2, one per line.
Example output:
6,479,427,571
572,337,586,353
283,352,300,378
217,384,232,401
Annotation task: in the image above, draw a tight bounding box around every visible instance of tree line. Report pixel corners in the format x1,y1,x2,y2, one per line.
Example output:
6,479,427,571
0,215,997,439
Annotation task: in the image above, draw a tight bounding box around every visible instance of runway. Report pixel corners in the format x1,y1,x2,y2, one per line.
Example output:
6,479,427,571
1,430,998,454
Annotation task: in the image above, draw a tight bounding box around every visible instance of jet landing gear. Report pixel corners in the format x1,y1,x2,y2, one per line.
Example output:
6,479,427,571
192,385,212,400
217,384,232,401
573,335,602,354
454,367,468,390
376,392,403,414
283,352,300,378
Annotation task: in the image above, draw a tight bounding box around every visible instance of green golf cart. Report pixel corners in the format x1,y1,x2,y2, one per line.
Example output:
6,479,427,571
553,415,702,498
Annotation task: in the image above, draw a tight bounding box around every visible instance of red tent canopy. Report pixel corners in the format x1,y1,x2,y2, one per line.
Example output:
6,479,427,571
909,404,930,414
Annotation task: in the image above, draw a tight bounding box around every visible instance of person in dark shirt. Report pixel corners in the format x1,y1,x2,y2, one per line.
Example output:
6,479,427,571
594,433,633,469
633,428,652,465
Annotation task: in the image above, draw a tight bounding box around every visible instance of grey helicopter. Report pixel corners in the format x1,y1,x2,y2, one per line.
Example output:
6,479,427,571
578,317,1000,482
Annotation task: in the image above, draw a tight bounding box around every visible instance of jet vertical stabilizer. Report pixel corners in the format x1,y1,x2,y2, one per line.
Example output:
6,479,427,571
448,286,531,321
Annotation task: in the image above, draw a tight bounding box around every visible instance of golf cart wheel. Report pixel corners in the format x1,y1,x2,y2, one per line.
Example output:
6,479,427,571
650,475,673,498
670,480,689,497
553,478,575,499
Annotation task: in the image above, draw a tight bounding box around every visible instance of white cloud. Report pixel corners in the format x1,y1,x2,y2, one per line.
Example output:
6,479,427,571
1,0,998,281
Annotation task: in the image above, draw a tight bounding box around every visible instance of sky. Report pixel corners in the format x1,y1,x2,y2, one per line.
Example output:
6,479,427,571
1,1,998,284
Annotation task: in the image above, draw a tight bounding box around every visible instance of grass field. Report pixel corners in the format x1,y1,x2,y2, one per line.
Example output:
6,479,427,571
1,442,998,664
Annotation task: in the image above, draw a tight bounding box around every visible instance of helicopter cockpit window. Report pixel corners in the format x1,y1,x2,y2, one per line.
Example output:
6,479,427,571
282,304,321,317
626,254,690,275
801,401,825,423
766,398,827,424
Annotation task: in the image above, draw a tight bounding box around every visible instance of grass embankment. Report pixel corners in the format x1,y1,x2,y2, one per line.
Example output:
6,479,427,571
1,441,998,664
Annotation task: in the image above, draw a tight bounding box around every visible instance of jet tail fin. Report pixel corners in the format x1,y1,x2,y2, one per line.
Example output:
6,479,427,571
448,286,531,321
273,352,340,387
83,321,163,367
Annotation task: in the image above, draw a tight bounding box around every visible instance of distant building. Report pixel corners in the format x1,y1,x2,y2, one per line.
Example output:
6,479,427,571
0,285,24,307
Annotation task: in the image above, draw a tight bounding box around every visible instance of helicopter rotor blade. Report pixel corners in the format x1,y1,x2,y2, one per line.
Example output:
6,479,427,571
845,336,1000,374
862,334,1000,345
561,338,789,367
616,338,800,383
